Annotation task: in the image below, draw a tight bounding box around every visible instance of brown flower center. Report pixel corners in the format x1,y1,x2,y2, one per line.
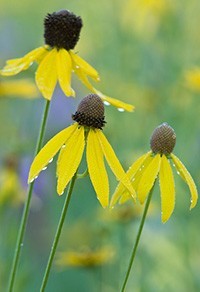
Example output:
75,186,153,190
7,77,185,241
72,94,106,129
150,123,176,155
44,10,82,50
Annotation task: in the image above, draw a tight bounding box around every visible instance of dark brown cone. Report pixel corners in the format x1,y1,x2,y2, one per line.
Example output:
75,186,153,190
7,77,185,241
72,94,106,129
150,123,176,155
44,10,82,50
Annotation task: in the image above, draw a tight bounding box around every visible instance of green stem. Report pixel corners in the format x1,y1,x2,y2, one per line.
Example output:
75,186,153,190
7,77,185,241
40,173,77,292
8,100,50,292
121,187,154,292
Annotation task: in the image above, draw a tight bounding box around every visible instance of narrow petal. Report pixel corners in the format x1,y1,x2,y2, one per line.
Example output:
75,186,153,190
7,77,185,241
70,51,99,81
35,48,58,100
57,49,75,97
57,126,85,195
159,155,175,223
171,153,198,209
96,130,135,197
1,47,47,76
87,129,109,208
74,69,134,112
137,154,161,204
96,90,135,112
110,152,151,207
28,124,77,183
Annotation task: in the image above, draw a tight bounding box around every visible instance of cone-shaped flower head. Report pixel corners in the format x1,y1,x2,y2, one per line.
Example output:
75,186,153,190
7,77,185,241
28,94,135,207
111,122,198,223
0,10,134,111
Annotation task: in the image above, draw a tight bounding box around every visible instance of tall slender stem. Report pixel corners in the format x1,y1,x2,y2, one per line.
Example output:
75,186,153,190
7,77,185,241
121,187,154,292
8,100,50,292
40,173,77,292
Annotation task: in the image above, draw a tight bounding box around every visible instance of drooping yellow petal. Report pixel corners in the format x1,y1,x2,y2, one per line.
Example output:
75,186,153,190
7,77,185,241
70,51,99,81
171,153,198,209
95,90,135,112
74,68,134,112
110,152,152,207
159,155,175,223
1,47,47,76
96,130,135,197
28,124,77,183
137,154,161,204
35,48,58,100
0,79,38,98
57,126,85,195
57,49,75,97
87,129,109,208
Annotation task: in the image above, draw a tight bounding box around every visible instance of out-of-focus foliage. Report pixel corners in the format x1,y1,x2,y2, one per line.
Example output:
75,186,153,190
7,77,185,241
0,0,199,291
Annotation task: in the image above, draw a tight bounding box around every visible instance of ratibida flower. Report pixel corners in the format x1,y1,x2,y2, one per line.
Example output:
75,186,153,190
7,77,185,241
111,123,198,222
185,67,200,92
28,94,135,207
0,10,134,112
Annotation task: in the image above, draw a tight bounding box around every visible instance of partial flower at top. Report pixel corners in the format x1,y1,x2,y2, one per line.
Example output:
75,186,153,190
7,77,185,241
111,123,198,223
28,94,135,207
185,68,200,92
0,78,38,98
0,10,134,112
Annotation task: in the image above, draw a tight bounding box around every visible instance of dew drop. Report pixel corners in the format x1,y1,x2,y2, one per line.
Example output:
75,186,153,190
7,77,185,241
75,65,80,69
20,243,24,247
34,176,38,180
30,178,34,183
60,191,64,195
117,108,125,112
103,101,110,106
42,166,47,171
176,171,180,175
172,163,176,167
49,158,53,163
62,144,66,149
97,77,100,81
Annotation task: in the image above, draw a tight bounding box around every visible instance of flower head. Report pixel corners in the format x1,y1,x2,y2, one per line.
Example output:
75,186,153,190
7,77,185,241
0,10,134,112
28,94,135,207
185,67,200,92
111,123,198,222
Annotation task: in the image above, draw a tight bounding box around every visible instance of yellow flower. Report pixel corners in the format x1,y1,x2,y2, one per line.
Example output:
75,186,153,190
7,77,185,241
0,79,38,98
56,246,115,268
0,10,134,112
111,123,198,223
0,156,25,206
28,94,135,207
122,0,172,37
185,68,200,92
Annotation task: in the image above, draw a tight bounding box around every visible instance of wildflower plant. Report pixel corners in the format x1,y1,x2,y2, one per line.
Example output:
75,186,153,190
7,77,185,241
33,94,134,291
0,10,134,112
112,123,198,291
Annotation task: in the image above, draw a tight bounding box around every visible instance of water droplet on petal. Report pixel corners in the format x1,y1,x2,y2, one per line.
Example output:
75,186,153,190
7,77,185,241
20,243,24,247
176,171,180,175
49,158,53,163
60,191,64,195
30,178,34,183
103,101,110,106
97,77,100,81
42,166,47,171
117,108,125,112
75,65,80,69
172,163,176,167
34,176,38,180
62,144,66,149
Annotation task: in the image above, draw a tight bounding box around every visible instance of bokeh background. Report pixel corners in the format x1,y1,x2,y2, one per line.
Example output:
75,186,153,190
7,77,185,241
0,0,200,291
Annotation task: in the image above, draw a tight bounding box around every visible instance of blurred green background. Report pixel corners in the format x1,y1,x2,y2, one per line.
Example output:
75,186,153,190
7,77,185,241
0,0,200,291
